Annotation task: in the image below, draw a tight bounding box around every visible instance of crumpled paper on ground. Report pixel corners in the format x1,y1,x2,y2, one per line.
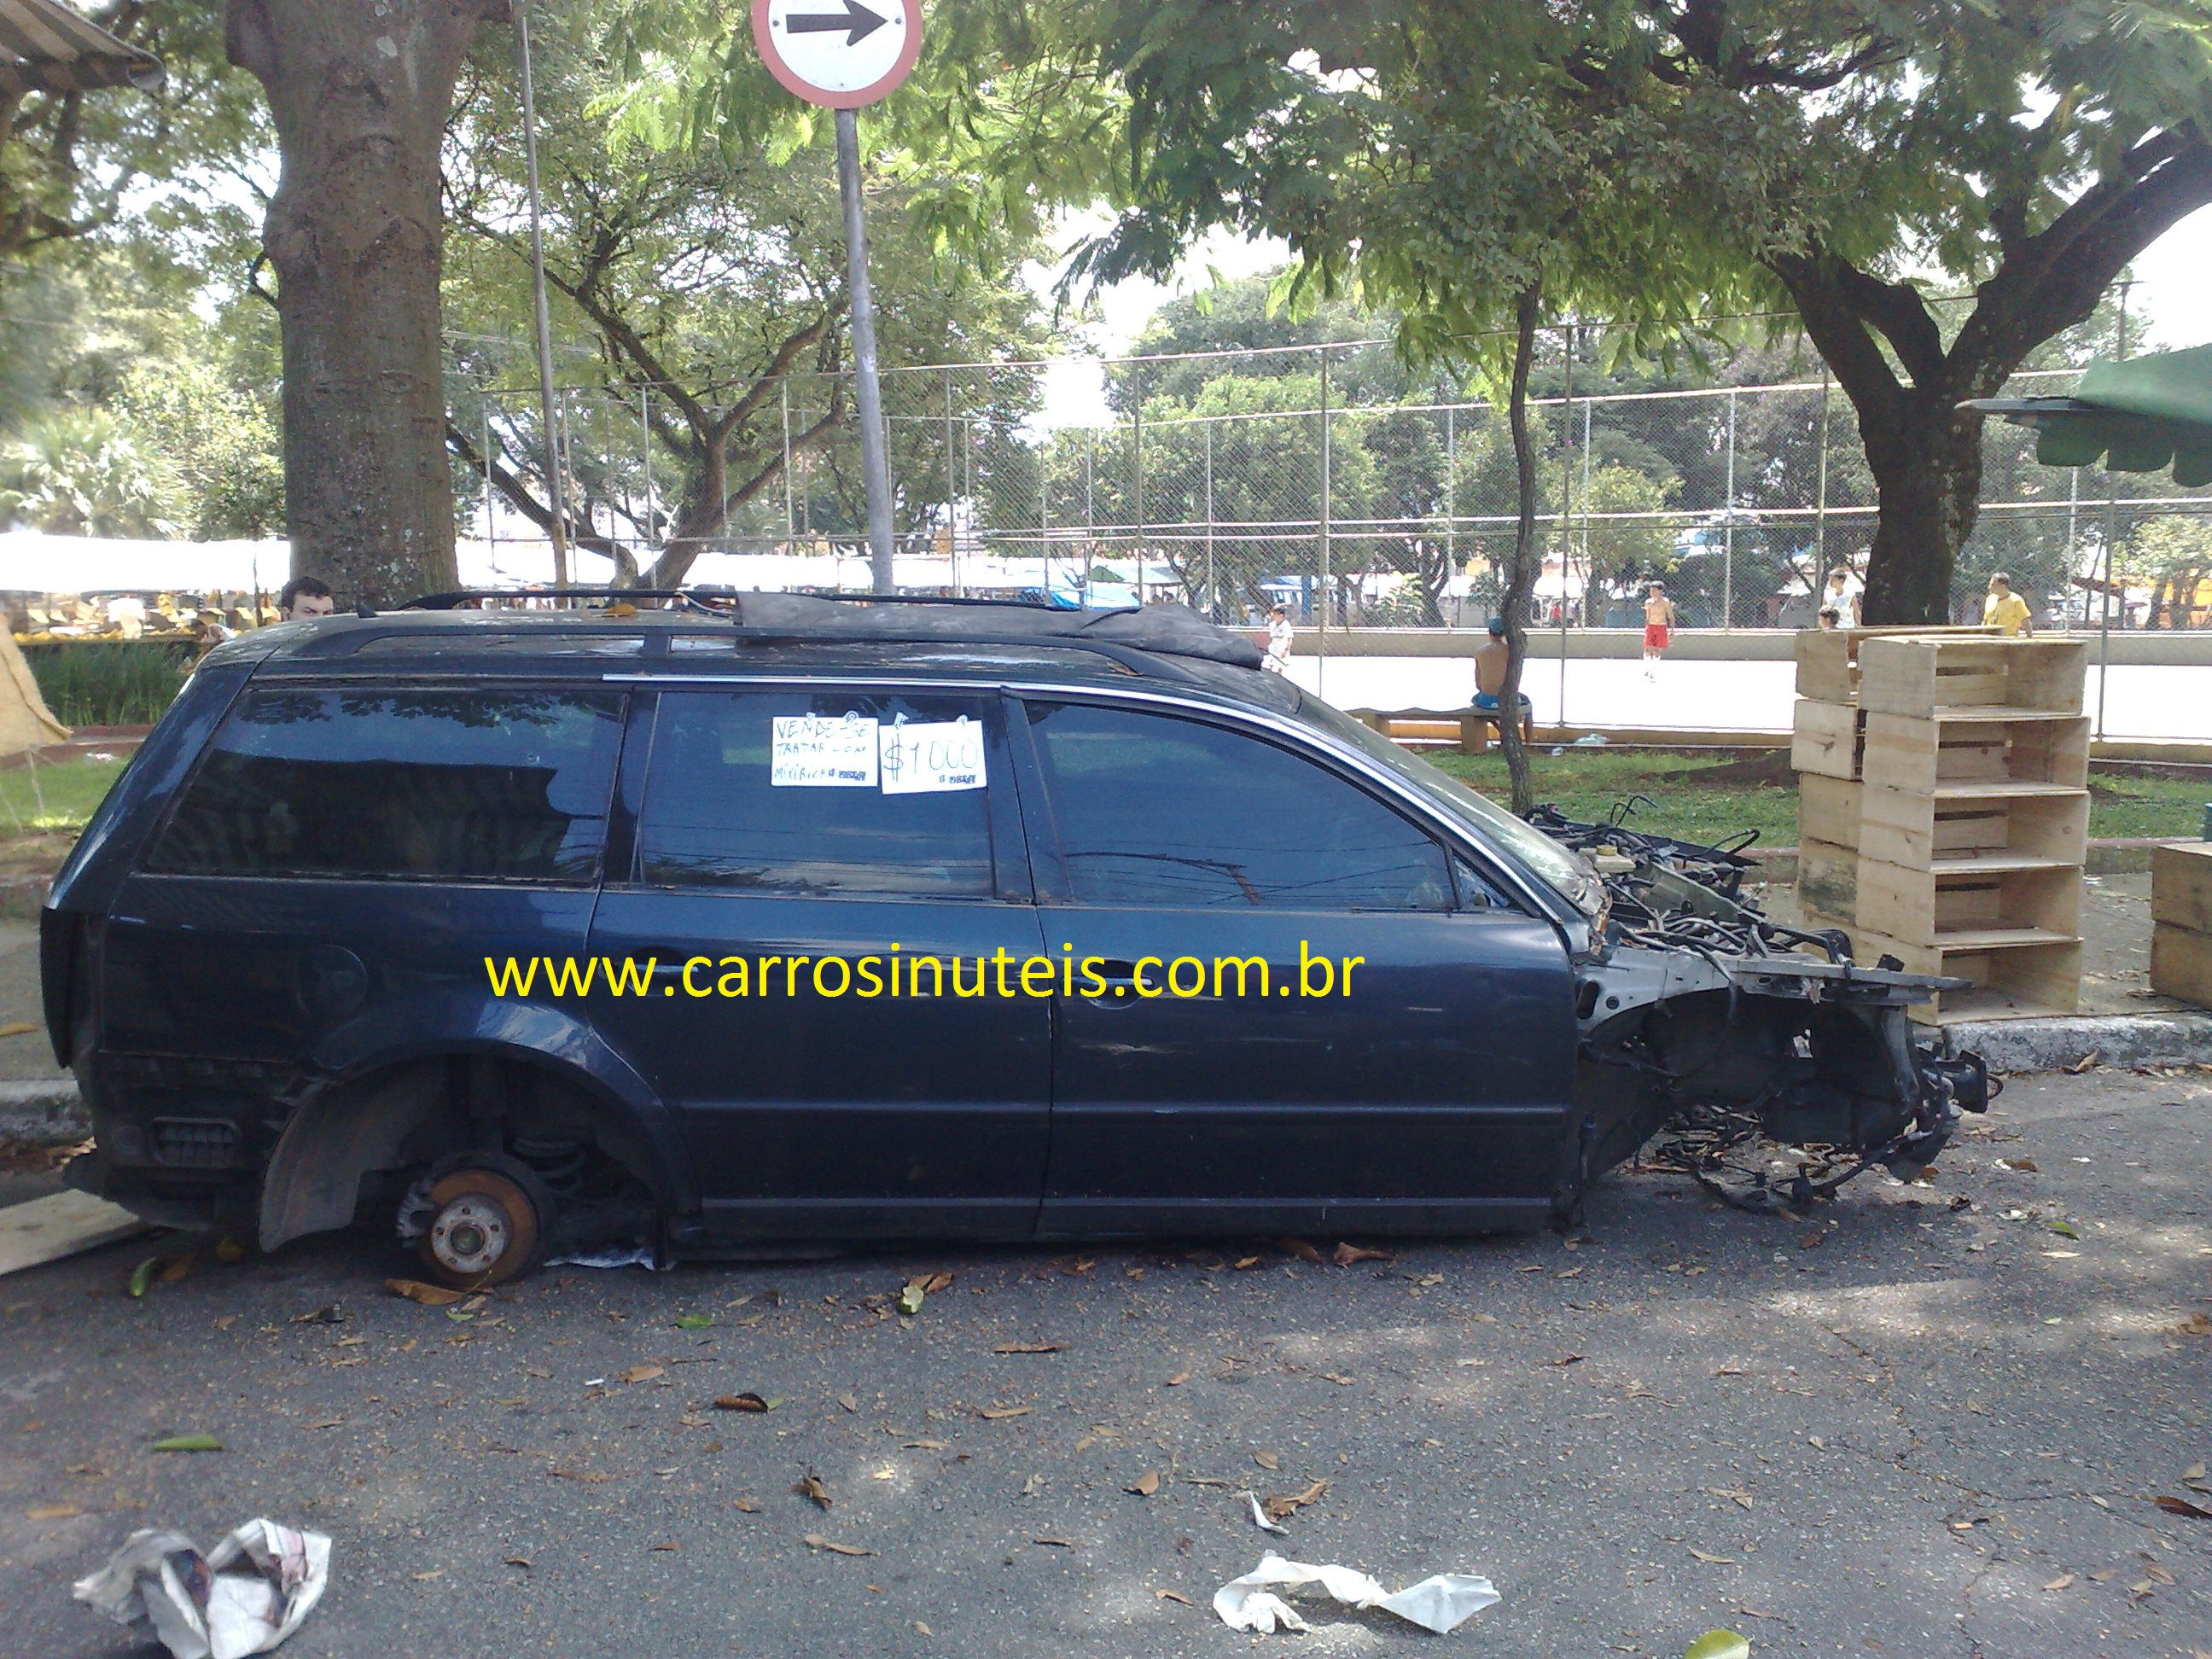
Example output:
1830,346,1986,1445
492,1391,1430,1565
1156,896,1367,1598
73,1517,331,1659
1214,1552,1500,1635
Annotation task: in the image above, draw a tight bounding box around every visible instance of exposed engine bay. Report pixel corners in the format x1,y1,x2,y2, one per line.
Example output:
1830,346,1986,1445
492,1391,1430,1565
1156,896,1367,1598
1535,802,1995,1216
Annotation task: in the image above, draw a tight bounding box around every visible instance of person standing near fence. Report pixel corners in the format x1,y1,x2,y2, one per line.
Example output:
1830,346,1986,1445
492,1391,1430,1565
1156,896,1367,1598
1262,602,1295,673
1982,573,2034,637
1823,565,1864,627
1641,581,1677,680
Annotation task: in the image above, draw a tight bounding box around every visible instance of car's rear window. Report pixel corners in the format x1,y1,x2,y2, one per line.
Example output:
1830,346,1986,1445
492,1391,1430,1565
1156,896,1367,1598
145,688,624,883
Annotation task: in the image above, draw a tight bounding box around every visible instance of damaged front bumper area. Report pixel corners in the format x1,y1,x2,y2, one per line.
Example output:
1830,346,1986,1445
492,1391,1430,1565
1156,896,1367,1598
1536,808,1995,1218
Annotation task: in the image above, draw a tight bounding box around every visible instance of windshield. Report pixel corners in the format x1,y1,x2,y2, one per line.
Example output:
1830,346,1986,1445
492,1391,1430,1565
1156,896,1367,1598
1291,695,1605,917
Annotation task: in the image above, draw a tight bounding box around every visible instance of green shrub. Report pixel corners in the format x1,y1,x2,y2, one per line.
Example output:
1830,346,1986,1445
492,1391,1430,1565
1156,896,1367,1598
23,639,193,728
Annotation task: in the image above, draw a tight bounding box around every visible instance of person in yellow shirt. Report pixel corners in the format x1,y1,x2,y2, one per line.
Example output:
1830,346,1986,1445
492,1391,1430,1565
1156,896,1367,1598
1983,573,2033,637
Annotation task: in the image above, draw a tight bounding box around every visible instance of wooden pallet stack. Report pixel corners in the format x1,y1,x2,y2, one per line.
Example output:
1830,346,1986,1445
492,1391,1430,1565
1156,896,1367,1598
2151,841,2212,1009
1802,633,2090,1022
1790,626,1999,929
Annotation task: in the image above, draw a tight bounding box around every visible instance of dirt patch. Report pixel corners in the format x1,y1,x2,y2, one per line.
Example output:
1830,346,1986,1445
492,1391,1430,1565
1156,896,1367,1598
1663,748,1797,788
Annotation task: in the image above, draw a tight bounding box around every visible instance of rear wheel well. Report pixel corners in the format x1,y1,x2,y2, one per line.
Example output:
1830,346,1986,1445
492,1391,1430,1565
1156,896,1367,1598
257,1051,665,1252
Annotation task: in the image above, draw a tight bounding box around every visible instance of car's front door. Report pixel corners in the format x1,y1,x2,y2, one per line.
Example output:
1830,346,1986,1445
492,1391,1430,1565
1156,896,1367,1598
1015,699,1577,1237
585,685,1051,1239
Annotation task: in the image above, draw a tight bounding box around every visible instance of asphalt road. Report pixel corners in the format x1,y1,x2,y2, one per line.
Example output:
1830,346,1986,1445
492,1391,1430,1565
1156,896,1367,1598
3,1067,2208,1659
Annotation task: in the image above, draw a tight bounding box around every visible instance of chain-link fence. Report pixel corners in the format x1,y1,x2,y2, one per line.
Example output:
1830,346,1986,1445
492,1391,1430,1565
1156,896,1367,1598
448,296,2212,632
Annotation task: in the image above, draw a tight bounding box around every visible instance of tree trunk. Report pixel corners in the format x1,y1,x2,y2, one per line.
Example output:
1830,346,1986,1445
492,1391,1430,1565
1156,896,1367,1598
1857,387,1985,626
1496,283,1543,816
228,0,502,606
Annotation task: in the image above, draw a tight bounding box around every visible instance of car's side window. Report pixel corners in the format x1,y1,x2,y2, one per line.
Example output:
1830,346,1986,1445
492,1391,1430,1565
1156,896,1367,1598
1027,701,1453,911
635,690,996,899
146,688,624,883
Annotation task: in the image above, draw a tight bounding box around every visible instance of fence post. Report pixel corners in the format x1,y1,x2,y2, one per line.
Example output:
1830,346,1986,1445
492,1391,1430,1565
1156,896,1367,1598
944,369,959,595
1318,344,1331,672
1444,398,1458,626
1084,427,1095,606
1203,419,1214,620
1722,387,1738,631
1039,433,1051,600
1557,323,1574,719
480,388,495,562
1813,368,1831,590
639,387,653,573
781,378,795,556
2097,276,2133,737
1132,367,1146,604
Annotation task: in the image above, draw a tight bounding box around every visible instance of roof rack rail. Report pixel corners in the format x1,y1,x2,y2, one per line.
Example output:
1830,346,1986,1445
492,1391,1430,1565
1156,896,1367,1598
723,625,1186,681
405,588,730,613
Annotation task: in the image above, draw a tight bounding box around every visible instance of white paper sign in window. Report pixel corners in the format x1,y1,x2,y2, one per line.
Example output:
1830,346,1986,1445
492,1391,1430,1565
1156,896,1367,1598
771,713,879,787
881,718,987,795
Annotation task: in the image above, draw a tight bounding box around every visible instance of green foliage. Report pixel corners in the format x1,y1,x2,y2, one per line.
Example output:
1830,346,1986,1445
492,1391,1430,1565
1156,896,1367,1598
0,407,178,538
21,643,192,729
115,358,285,540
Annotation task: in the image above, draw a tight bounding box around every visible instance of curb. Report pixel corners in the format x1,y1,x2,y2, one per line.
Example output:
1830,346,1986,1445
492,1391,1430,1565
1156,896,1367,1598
1925,1010,2212,1074
0,1078,86,1144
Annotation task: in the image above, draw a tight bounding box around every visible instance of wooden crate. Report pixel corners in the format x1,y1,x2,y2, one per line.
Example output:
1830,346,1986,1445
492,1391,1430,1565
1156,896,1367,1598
1796,839,1860,923
2151,923,2212,1010
1791,700,1863,780
1860,712,2090,794
2151,841,2212,933
1858,785,2088,870
1857,635,2088,719
1794,625,2000,703
1855,858,2082,950
1797,775,1863,852
1837,927,2082,1022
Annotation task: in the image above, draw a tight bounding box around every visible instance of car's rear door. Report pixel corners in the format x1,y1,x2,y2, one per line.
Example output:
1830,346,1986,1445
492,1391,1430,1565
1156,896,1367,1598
1014,697,1576,1237
584,684,1051,1239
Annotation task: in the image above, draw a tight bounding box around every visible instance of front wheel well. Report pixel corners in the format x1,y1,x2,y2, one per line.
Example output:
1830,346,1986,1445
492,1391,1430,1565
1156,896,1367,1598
257,1051,666,1253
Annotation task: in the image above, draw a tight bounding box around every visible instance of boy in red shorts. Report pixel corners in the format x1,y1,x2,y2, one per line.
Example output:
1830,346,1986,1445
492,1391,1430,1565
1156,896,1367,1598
1641,580,1676,680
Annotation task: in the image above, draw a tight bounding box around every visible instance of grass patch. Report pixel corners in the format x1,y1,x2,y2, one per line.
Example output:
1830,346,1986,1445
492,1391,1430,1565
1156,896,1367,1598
0,755,131,842
1429,748,2210,847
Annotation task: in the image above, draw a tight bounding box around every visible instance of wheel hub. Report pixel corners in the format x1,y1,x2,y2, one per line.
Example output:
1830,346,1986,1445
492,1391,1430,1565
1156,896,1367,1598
428,1194,510,1277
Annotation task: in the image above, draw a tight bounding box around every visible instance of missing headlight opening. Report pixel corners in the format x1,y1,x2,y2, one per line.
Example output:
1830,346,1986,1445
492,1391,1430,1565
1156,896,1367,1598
1540,805,1996,1222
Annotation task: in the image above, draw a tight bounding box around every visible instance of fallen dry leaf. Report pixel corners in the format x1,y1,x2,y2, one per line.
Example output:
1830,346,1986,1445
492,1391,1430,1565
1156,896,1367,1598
1164,1371,1190,1387
1155,1588,1194,1606
1127,1470,1161,1497
1549,1353,1586,1367
1320,1372,1353,1386
802,1534,875,1557
902,1438,949,1451
2144,1562,2177,1586
618,1364,665,1385
1276,1238,1324,1265
1689,1548,1736,1564
2043,1573,2074,1591
2000,1157,2040,1173
1332,1243,1392,1266
650,1541,679,1552
837,1394,859,1412
1261,1480,1329,1522
2067,1051,2098,1074
1031,1536,1073,1547
26,1504,84,1521
504,1556,532,1569
1252,1450,1279,1471
1706,1487,1754,1511
0,1020,39,1037
734,1499,760,1513
2172,1313,2212,1336
550,1469,615,1483
2153,1494,2212,1520
994,1342,1064,1354
384,1278,463,1307
795,1474,832,1510
905,1272,955,1295
979,1405,1033,1420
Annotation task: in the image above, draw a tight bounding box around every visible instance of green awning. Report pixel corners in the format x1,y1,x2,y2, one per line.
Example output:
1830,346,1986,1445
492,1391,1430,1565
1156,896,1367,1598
1964,343,2212,487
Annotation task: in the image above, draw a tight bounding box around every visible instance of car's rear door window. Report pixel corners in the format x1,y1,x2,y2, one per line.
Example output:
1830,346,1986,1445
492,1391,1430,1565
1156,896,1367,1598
146,688,623,882
634,690,997,898
1026,701,1452,910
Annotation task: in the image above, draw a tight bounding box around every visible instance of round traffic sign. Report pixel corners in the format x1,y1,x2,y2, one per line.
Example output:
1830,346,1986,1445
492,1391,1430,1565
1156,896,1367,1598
751,0,922,109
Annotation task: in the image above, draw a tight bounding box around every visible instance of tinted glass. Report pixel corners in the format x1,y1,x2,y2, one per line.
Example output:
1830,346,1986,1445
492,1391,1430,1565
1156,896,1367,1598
637,690,995,898
1028,703,1452,911
148,689,623,882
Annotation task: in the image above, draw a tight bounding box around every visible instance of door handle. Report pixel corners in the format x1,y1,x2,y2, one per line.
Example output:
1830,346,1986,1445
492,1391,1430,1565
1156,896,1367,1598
1091,958,1141,988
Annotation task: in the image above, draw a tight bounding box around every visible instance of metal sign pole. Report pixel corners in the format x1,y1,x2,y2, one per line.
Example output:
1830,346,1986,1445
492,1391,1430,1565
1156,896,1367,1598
514,4,570,589
835,106,896,594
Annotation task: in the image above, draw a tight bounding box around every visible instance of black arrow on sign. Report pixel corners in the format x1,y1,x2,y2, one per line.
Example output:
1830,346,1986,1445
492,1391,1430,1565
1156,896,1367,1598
782,0,889,46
